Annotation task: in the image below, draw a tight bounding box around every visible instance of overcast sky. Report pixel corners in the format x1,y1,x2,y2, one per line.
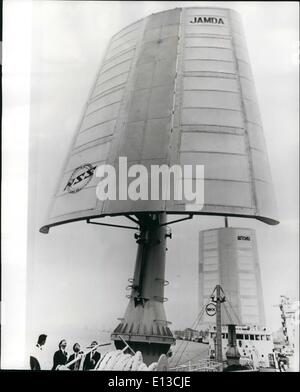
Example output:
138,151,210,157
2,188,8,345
3,1,299,368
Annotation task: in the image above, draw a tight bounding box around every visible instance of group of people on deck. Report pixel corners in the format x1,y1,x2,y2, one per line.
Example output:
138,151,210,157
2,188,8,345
30,334,101,371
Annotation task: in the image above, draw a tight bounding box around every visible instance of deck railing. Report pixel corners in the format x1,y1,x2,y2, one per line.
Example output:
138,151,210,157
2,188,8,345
169,359,223,372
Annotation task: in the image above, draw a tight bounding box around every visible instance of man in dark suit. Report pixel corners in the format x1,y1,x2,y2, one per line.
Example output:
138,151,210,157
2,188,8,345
67,343,83,370
83,341,101,370
52,339,68,370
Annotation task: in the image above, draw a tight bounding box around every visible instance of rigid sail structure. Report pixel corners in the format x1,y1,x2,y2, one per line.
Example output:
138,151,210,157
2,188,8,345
199,227,266,327
40,7,278,364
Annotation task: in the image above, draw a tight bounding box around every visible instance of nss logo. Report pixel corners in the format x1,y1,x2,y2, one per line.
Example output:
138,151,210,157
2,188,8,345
64,163,97,193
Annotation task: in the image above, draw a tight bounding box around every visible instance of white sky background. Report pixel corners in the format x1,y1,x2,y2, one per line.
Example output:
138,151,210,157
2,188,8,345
2,1,299,369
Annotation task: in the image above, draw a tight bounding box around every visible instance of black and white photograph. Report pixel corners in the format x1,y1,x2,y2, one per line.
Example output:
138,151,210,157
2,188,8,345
2,0,299,375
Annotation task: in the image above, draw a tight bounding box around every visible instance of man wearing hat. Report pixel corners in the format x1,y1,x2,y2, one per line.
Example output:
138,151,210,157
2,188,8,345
83,341,101,370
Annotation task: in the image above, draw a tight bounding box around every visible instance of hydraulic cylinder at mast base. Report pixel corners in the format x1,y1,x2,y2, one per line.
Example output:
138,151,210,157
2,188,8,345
111,212,175,365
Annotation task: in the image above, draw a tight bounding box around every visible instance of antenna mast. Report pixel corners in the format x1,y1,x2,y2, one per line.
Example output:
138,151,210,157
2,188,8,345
211,285,226,367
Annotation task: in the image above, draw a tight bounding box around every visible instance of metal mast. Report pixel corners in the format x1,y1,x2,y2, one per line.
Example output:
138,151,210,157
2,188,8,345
212,285,226,367
111,212,175,365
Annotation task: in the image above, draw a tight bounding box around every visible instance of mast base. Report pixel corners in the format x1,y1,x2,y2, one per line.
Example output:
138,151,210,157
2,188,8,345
112,331,174,365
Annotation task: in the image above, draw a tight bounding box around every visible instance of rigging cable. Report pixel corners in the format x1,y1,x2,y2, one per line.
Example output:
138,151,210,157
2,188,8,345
172,287,216,367
225,296,243,325
171,303,206,366
173,305,206,368
223,302,234,324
